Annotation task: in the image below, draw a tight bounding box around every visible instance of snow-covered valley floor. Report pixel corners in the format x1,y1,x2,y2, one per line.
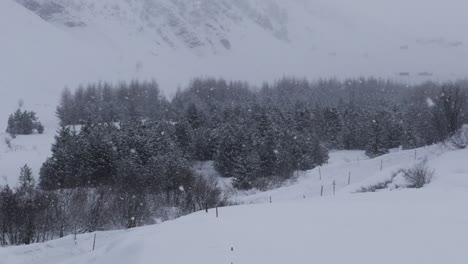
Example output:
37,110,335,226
1,140,467,264
2,189,467,264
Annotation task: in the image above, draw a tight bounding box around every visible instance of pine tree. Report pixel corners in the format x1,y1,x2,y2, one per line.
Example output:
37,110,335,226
6,109,43,135
213,124,244,178
16,165,38,245
56,88,76,125
365,113,389,158
321,107,342,148
174,120,194,159
19,164,35,190
39,126,80,190
186,103,205,129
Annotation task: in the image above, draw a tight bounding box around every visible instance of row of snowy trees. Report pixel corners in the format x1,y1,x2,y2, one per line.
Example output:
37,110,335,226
0,163,224,246
56,80,169,125
169,78,466,158
0,165,40,245
53,78,467,186
1,77,465,246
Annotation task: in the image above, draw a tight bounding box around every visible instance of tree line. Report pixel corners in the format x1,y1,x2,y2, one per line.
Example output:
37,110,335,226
1,162,225,246
1,77,466,246
49,77,468,187
56,80,169,126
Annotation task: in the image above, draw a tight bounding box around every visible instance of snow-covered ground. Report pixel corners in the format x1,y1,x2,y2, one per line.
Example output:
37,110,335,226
1,139,467,264
3,190,468,264
232,145,446,204
0,133,53,186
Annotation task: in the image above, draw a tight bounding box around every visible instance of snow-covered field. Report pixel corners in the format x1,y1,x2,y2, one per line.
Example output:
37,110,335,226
232,145,446,204
0,133,53,186
3,190,468,264
1,139,467,264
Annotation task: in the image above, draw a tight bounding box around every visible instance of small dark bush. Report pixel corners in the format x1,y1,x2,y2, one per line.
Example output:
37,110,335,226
6,109,44,136
357,179,393,193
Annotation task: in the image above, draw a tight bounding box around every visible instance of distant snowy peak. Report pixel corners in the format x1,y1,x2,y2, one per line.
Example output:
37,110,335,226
16,0,86,27
6,0,468,91
15,0,293,55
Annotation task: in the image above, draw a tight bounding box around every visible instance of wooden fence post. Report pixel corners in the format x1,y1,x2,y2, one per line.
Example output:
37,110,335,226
216,207,218,218
319,166,322,180
348,172,351,185
380,160,383,171
92,233,96,251
320,185,323,197
332,181,336,196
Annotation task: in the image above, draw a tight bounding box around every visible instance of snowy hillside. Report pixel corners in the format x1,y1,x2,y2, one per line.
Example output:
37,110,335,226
12,0,468,85
2,0,468,125
0,0,123,127
1,142,468,264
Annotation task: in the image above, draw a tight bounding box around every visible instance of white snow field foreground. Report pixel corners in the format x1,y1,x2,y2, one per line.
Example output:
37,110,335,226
2,190,467,264
1,141,468,264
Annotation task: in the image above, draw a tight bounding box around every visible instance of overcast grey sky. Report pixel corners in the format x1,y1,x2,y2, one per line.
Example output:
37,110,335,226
313,0,468,40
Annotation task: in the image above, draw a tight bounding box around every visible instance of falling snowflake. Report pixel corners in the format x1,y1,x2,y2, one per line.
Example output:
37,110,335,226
426,97,435,107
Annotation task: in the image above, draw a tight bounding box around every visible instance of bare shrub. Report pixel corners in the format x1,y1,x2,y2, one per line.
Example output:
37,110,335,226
4,137,12,150
357,179,394,193
357,170,401,193
188,175,230,211
431,85,466,141
450,127,468,149
402,161,434,188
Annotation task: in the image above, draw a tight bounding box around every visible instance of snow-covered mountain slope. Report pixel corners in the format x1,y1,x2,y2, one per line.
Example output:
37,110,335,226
2,0,468,126
1,143,468,264
0,0,124,127
14,0,468,83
